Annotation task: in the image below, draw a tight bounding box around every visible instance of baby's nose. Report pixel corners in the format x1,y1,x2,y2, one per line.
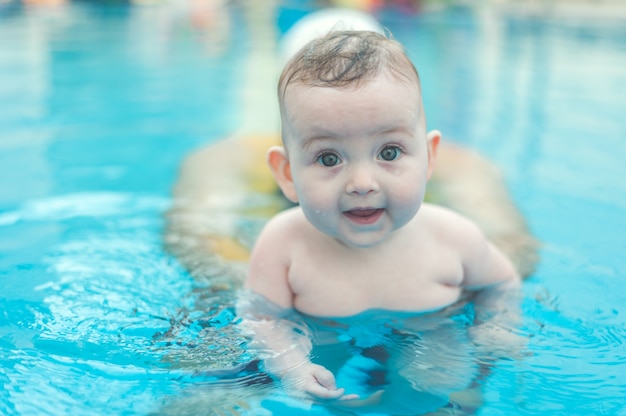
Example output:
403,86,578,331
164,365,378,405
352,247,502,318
346,164,380,195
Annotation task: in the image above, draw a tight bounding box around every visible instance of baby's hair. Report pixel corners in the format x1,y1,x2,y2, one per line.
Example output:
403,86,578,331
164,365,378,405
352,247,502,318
278,30,420,103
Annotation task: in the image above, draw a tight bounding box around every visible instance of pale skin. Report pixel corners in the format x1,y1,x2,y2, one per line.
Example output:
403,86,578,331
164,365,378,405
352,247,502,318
244,73,520,401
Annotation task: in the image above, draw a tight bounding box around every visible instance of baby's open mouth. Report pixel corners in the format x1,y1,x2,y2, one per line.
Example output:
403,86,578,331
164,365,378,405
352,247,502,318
343,208,384,225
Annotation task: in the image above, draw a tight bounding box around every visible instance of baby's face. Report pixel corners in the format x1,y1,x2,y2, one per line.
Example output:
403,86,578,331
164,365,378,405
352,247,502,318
282,74,433,248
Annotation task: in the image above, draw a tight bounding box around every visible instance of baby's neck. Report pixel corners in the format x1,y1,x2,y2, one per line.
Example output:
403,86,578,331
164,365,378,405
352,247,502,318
328,218,418,254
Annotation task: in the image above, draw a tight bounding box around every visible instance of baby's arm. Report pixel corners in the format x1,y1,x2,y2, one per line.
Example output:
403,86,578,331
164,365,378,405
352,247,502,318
239,306,347,400
243,212,354,401
453,216,527,357
454,210,520,290
432,142,539,278
245,212,297,309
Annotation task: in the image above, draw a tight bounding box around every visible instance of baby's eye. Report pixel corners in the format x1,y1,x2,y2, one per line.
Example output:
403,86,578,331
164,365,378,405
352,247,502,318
316,152,341,167
378,145,402,161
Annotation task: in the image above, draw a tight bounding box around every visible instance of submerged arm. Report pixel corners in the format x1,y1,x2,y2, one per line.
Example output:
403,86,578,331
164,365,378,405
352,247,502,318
467,280,527,361
242,216,354,401
237,297,349,400
458,223,527,358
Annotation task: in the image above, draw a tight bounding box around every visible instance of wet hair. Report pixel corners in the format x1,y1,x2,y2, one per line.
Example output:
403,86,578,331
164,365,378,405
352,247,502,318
278,30,421,106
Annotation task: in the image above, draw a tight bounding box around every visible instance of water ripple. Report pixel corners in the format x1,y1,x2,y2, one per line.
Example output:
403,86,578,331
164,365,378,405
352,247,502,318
0,192,169,225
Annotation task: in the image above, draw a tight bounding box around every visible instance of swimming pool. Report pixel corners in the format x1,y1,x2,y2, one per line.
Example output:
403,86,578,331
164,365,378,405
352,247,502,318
1,1,625,415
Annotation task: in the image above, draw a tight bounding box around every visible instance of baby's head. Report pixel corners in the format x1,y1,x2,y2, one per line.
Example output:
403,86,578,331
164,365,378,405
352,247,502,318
269,30,440,248
278,30,424,134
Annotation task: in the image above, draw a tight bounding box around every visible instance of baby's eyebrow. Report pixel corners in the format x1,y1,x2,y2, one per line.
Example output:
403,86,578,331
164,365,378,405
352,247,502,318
298,124,417,150
376,126,416,137
300,134,338,151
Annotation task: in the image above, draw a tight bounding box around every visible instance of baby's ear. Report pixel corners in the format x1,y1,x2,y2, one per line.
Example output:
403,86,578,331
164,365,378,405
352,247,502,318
267,146,298,203
426,130,441,180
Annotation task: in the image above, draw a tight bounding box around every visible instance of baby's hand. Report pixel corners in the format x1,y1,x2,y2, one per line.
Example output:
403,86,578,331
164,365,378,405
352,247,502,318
282,362,359,401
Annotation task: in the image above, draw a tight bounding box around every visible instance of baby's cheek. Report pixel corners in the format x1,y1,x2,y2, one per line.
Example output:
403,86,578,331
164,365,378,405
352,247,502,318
301,204,339,238
392,186,424,215
300,182,335,205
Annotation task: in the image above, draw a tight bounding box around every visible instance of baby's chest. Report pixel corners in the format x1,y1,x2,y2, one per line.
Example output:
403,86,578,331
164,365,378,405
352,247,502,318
287,249,464,316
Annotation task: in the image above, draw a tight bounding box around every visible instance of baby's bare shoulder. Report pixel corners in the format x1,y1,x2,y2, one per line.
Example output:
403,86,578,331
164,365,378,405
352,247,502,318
260,207,311,239
268,206,306,225
420,203,474,225
419,203,484,243
248,208,308,274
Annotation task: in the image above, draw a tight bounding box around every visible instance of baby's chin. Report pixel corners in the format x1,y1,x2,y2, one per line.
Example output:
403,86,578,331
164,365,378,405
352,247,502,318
331,230,395,250
335,217,419,249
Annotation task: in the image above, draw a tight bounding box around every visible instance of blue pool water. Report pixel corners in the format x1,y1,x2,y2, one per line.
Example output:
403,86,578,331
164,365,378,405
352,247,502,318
1,2,626,415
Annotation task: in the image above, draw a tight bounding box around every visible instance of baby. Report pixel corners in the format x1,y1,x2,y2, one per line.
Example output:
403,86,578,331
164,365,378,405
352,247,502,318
243,30,520,402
